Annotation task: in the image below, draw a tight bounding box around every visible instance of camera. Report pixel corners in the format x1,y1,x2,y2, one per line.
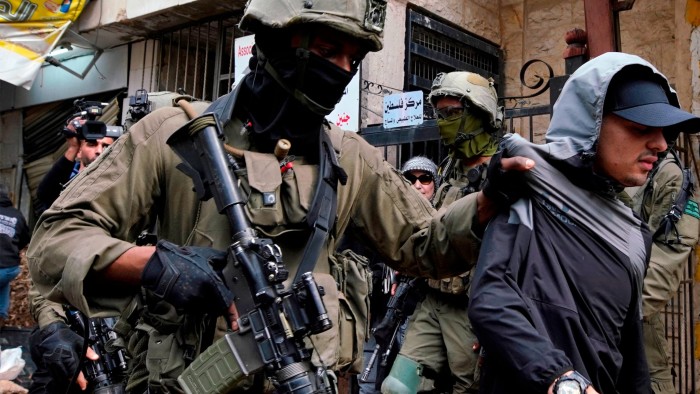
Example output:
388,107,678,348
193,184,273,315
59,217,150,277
63,99,123,141
128,89,152,121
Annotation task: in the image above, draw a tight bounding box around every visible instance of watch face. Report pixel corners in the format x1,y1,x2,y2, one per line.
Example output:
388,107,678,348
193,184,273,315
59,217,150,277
556,380,583,394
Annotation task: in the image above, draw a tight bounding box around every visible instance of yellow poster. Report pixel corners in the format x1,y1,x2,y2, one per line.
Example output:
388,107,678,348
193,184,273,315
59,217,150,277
0,0,88,89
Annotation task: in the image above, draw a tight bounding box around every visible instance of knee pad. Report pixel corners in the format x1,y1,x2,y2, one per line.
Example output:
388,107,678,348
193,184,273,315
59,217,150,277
381,354,423,394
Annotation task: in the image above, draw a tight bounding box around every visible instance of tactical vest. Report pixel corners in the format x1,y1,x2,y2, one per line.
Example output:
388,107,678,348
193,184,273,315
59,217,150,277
427,158,487,294
113,95,372,393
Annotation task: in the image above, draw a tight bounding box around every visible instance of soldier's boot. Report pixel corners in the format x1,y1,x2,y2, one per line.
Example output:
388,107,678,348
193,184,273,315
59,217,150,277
380,355,423,394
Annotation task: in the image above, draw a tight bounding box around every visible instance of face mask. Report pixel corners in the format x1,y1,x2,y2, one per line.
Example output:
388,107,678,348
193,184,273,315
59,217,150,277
299,53,356,115
438,113,498,158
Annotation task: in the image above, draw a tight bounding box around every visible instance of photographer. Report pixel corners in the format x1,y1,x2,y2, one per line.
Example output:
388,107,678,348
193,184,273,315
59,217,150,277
35,115,115,215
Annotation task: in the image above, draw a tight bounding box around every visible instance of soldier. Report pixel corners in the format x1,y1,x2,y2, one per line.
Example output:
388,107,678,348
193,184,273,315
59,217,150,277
27,1,531,392
623,146,700,394
382,71,503,394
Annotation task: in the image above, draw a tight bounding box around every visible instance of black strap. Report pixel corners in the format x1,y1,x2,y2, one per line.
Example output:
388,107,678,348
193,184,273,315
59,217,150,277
293,129,347,283
652,149,695,243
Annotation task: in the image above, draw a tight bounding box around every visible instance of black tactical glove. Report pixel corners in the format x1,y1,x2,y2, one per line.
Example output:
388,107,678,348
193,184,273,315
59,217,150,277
32,321,85,383
141,240,233,315
481,149,528,206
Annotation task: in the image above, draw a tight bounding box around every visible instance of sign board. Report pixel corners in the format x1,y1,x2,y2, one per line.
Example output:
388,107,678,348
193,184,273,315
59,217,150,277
326,71,360,132
233,34,255,87
0,0,88,90
383,91,424,129
233,33,360,132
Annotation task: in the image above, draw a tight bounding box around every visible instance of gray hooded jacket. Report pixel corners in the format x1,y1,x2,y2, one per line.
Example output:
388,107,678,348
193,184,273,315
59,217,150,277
469,52,656,393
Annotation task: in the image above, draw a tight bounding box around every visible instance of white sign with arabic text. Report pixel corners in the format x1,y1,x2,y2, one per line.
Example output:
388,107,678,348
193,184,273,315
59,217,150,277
383,91,424,129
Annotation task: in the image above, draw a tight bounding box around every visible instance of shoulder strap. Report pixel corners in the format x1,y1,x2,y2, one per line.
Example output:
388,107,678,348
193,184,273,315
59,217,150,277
653,149,695,243
294,128,347,283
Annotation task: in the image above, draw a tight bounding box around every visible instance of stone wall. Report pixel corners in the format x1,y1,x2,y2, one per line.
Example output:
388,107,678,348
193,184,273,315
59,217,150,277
367,0,695,140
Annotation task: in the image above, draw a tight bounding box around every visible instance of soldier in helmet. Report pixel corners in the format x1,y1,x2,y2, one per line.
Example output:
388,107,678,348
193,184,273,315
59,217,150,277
382,71,503,394
27,1,531,392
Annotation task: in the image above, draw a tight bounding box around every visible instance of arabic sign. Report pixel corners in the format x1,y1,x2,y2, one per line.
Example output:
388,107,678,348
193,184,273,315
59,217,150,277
0,0,88,90
327,71,360,132
233,33,360,132
383,90,423,129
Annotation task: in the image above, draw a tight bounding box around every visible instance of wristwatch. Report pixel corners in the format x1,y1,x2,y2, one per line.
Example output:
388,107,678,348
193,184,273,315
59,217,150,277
553,371,591,394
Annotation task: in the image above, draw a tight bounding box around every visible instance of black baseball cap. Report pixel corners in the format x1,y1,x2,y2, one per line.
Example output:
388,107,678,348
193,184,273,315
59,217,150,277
605,72,700,132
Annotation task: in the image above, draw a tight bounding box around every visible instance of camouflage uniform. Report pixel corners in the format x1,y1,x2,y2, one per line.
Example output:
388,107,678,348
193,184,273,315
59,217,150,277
397,159,485,393
384,71,503,394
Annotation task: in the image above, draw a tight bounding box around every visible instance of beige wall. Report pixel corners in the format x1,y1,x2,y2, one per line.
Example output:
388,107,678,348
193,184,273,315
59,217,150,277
366,0,695,134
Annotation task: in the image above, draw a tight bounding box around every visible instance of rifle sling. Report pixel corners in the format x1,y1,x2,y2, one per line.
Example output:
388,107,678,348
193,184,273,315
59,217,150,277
293,128,347,284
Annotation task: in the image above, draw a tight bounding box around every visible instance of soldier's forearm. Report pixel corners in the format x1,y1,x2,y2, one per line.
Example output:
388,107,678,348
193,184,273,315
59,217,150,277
99,245,155,285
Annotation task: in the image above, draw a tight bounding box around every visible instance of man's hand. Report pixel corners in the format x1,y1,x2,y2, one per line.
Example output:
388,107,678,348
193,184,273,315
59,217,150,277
141,240,234,317
76,347,99,390
547,371,600,394
35,321,91,389
482,151,535,206
63,117,84,161
476,155,535,225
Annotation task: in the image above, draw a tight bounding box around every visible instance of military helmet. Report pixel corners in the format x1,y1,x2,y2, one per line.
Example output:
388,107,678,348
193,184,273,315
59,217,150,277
428,71,504,130
239,0,387,52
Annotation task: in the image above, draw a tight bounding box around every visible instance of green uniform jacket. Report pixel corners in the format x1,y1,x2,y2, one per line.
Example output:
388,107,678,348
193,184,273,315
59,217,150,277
628,153,699,317
625,152,699,391
27,104,481,374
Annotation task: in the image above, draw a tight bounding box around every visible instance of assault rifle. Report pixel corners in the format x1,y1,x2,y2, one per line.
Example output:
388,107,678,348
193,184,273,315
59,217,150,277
64,307,128,394
167,110,333,394
360,275,425,387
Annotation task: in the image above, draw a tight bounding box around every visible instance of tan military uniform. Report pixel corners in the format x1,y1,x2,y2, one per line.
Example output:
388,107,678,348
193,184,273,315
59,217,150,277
624,152,700,394
398,159,484,393
28,103,483,391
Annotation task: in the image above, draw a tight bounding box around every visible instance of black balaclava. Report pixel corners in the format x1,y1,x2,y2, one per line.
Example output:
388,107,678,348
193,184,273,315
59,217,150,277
240,27,357,158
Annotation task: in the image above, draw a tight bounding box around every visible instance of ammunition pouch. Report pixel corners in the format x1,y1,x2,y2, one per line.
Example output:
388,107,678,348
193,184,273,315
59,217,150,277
323,249,372,373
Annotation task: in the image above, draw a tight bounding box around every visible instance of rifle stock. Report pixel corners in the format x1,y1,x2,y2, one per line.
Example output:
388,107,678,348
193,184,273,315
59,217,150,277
360,275,425,385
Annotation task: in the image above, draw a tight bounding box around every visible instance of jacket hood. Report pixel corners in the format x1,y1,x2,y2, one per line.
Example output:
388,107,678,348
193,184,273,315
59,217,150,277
545,52,679,161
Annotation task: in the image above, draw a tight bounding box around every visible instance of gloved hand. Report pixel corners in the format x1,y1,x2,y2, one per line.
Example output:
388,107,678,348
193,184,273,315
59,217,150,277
141,240,233,315
481,149,530,206
34,321,84,382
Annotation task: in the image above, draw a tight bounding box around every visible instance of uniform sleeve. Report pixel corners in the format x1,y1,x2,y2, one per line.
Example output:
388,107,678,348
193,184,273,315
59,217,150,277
27,107,190,317
642,162,700,317
468,212,573,393
339,133,481,280
28,281,66,328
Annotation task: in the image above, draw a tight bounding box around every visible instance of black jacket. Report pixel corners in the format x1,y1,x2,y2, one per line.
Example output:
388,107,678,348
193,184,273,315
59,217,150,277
469,202,650,393
0,194,30,268
469,53,658,394
36,156,77,215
